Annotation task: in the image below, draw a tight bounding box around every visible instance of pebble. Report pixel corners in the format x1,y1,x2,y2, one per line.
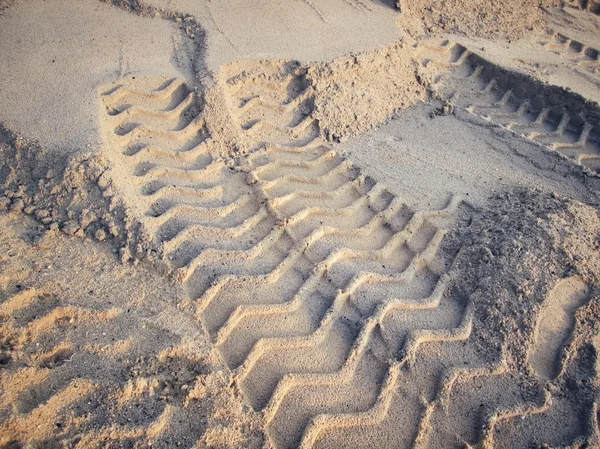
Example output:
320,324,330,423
23,205,35,215
0,197,11,211
62,221,79,236
35,209,50,219
119,246,132,263
94,229,106,242
9,199,24,213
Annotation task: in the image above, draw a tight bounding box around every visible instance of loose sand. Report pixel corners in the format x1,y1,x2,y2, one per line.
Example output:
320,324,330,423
1,1,600,448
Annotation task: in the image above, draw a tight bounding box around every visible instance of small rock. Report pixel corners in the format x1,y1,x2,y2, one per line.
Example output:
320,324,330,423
79,209,97,229
74,228,85,238
0,197,11,211
41,217,53,225
108,224,119,237
94,229,106,242
23,205,35,215
119,246,132,264
9,199,24,213
62,220,79,236
35,209,50,219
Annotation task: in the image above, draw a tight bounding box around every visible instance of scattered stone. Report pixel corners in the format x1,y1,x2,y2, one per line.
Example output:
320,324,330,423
23,205,35,215
62,220,79,236
108,223,119,237
80,209,97,229
95,229,107,242
119,246,132,264
35,209,50,219
0,196,12,211
9,199,24,213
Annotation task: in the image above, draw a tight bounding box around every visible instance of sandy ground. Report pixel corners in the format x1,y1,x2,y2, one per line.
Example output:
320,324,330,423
1,0,600,448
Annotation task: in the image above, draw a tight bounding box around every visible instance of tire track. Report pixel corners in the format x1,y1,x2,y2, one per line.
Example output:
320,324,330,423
416,39,600,173
0,287,217,449
93,58,600,449
99,76,275,278
211,62,480,448
98,66,472,448
223,61,320,150
540,32,600,78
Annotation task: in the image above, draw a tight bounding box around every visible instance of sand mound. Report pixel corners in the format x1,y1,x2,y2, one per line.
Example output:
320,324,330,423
397,0,559,39
307,41,426,142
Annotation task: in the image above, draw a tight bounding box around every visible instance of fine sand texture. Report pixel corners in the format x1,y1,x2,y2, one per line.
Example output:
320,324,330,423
2,1,600,449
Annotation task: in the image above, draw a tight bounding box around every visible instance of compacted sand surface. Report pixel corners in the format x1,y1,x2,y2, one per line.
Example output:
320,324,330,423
1,1,600,448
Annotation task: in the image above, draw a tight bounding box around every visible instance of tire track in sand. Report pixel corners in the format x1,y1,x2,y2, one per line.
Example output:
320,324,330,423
95,59,600,448
210,62,478,449
97,66,478,448
416,39,600,173
565,0,600,15
540,32,600,80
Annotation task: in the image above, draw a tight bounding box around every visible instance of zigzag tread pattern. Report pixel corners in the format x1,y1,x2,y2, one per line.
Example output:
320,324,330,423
201,61,498,449
99,68,487,449
416,39,600,173
94,67,598,449
98,76,275,279
216,61,600,448
540,32,600,78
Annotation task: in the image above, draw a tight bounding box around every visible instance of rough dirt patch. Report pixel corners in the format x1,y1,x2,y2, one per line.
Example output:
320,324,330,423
0,127,129,246
422,188,600,448
445,188,600,371
397,0,559,39
307,41,426,142
0,212,262,449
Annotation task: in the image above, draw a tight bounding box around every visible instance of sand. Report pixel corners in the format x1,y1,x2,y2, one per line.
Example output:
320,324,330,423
1,0,600,448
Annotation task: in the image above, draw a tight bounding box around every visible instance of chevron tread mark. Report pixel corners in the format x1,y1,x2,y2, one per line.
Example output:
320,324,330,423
416,39,600,172
223,61,320,149
565,0,600,14
541,32,600,77
203,150,465,448
99,77,278,279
